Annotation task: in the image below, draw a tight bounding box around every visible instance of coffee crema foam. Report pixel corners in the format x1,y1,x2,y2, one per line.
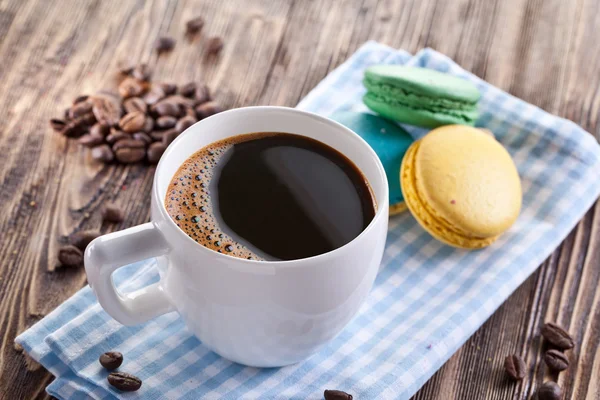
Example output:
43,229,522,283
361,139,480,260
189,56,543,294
165,133,279,260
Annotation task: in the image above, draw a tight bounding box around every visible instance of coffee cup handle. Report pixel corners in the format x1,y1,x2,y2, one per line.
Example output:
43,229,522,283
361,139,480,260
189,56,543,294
84,222,174,325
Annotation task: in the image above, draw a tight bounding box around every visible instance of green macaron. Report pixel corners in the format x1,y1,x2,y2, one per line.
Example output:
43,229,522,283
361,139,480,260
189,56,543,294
363,66,481,128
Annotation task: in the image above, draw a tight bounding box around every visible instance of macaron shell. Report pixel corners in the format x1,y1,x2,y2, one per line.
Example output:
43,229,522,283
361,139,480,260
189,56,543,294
364,66,481,103
414,125,521,238
401,141,499,249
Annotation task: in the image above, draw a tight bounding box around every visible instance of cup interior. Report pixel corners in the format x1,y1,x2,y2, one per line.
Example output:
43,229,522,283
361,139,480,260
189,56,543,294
154,106,388,254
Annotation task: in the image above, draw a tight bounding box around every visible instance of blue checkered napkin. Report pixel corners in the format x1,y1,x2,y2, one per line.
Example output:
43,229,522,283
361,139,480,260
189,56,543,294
17,41,600,400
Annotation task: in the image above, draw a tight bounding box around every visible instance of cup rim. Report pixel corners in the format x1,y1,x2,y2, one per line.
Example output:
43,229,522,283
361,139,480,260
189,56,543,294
153,106,389,266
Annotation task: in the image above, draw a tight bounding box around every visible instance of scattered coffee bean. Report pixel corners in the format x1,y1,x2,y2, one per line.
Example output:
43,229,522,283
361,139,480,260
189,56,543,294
175,115,196,133
143,86,166,106
147,142,167,163
119,77,147,98
179,82,196,97
61,113,95,138
195,101,222,119
186,16,204,34
152,100,181,117
50,118,67,132
99,351,123,370
92,94,123,127
117,59,135,75
106,129,130,144
162,128,179,146
72,94,89,105
70,230,100,251
115,147,146,163
91,144,114,163
143,117,154,133
160,82,177,96
544,349,569,371
119,112,146,133
90,123,110,137
541,322,574,350
107,372,142,392
103,205,125,223
194,84,210,105
504,354,526,380
113,139,145,152
133,132,152,144
58,245,83,267
324,389,353,400
124,97,147,114
155,36,176,53
78,134,105,147
133,63,152,81
205,37,223,56
69,100,93,119
535,382,562,400
156,116,177,129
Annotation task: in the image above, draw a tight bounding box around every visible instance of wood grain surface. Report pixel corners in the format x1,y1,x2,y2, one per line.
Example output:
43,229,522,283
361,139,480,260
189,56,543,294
0,0,599,399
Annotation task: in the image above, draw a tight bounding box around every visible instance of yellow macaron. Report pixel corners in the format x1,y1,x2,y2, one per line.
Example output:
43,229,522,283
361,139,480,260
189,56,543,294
400,125,522,249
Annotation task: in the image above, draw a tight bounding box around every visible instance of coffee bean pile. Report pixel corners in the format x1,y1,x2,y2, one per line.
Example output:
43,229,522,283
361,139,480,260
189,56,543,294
504,321,575,400
49,71,223,165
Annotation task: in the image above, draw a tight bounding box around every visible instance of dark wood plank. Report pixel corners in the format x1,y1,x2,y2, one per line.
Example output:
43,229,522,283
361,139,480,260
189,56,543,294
0,0,598,399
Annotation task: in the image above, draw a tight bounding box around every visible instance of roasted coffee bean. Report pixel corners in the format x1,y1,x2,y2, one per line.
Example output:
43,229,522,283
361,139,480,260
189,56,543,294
62,113,96,138
70,230,100,251
324,389,353,400
541,323,574,350
143,117,154,133
186,16,204,34
117,59,135,75
78,134,105,147
133,63,152,81
144,86,166,106
162,128,179,146
58,245,83,267
72,94,89,105
113,139,146,152
152,100,181,117
504,354,526,380
118,77,147,98
90,123,110,137
119,112,146,133
205,37,223,56
92,94,122,127
179,82,196,98
155,36,176,53
175,115,196,133
107,372,142,392
103,205,125,223
147,142,167,163
160,82,177,96
150,130,166,141
99,351,123,370
535,382,562,400
195,101,222,119
69,100,93,119
50,118,67,132
194,84,210,105
156,116,177,129
106,129,130,144
124,97,147,114
133,132,152,144
115,147,146,163
91,144,114,163
544,349,569,371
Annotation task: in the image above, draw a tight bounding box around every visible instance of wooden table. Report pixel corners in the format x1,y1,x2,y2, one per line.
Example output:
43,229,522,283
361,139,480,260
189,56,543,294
1,0,599,398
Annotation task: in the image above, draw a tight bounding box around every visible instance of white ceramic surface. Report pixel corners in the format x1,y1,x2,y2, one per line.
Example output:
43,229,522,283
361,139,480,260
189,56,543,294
84,106,389,367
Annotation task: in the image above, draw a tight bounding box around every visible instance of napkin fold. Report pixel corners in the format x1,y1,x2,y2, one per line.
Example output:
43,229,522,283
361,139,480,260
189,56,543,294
17,41,600,400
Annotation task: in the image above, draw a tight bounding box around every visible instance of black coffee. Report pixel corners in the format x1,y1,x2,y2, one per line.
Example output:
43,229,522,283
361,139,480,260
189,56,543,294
165,132,376,261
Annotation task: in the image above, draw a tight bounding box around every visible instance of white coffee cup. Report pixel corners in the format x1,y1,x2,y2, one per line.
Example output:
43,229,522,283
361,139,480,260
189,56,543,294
85,106,389,367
